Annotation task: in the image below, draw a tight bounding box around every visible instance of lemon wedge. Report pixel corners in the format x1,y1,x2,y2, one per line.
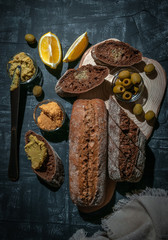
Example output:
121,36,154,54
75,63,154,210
38,32,62,69
63,32,89,62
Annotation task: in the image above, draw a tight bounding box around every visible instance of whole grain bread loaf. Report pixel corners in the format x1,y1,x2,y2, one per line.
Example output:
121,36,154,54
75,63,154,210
108,96,146,182
69,99,107,207
25,130,64,188
55,64,109,97
91,39,142,67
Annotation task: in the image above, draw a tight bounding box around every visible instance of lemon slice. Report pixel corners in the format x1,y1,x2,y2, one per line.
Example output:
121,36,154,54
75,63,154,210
63,32,89,62
38,32,62,69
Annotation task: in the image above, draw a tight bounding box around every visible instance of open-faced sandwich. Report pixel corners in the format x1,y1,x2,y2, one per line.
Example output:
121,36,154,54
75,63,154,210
91,39,142,67
25,130,64,188
55,64,109,97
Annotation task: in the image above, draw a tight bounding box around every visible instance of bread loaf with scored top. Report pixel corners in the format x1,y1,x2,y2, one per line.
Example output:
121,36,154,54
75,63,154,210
69,99,107,207
108,96,146,182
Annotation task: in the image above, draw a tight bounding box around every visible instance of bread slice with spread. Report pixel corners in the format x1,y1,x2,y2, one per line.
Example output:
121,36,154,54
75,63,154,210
25,130,64,188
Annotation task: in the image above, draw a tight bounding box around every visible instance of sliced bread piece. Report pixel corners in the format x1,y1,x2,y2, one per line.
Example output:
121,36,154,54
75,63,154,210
91,39,142,67
25,130,64,188
55,64,109,97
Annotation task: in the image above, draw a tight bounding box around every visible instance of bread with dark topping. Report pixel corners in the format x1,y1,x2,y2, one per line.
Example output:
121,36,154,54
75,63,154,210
91,39,142,67
55,64,109,97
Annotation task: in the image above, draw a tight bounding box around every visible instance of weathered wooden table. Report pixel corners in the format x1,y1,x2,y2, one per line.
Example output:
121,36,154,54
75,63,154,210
0,0,168,239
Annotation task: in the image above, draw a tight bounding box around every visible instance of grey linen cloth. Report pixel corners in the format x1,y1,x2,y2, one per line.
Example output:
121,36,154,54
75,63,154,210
69,229,109,240
69,188,168,240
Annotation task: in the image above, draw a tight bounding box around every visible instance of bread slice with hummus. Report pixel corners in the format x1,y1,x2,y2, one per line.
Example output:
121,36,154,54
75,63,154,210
25,130,64,188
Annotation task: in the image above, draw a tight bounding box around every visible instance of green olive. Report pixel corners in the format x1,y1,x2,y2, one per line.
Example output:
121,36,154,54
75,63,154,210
133,86,139,94
144,64,155,74
25,34,36,44
118,70,131,80
122,91,132,101
115,78,123,85
145,110,155,121
133,104,143,116
113,85,125,94
33,85,43,97
131,73,142,85
122,78,132,89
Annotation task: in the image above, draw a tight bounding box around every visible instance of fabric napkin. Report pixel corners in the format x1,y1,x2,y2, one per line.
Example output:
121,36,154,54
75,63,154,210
69,188,168,240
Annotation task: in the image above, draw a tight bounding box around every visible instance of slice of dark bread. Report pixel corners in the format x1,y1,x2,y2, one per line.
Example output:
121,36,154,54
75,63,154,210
55,64,109,97
108,96,146,182
25,130,64,188
91,39,142,67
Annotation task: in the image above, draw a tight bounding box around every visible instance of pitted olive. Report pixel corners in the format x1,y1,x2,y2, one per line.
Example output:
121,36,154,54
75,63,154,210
122,91,132,100
122,78,132,89
113,85,125,94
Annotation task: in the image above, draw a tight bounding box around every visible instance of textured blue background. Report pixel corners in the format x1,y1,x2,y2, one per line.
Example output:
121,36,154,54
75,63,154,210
0,0,168,239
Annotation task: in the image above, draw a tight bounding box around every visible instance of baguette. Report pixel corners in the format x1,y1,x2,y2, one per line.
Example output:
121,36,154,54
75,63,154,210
91,39,142,67
69,99,107,207
55,64,109,97
108,96,146,182
25,130,64,188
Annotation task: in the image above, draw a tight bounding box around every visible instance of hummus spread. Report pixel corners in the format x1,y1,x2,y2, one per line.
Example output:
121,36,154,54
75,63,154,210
25,135,47,170
37,101,64,131
10,67,20,91
8,52,36,82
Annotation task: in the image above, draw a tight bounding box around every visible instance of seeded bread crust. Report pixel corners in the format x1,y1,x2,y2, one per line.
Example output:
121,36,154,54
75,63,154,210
69,99,107,207
108,96,146,182
91,39,142,67
25,130,64,188
55,64,109,97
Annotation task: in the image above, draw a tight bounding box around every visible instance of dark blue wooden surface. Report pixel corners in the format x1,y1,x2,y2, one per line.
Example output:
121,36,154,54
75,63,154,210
0,0,168,239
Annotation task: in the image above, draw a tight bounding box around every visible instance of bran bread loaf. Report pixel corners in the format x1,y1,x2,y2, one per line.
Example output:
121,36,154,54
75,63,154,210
69,99,107,207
